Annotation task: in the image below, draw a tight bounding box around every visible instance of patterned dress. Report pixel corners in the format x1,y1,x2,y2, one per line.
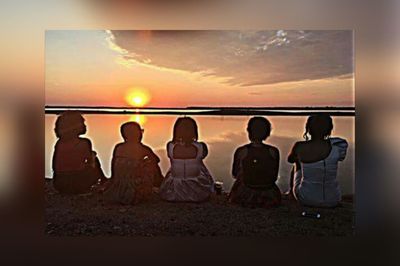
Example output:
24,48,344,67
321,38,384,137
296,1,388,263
103,157,158,204
159,142,214,202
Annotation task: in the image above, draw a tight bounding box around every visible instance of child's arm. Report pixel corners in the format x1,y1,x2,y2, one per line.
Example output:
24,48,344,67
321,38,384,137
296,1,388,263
81,138,96,167
51,142,59,172
200,142,208,159
166,141,173,159
287,142,300,163
231,148,242,178
144,146,160,163
110,144,121,178
270,147,280,182
332,138,348,161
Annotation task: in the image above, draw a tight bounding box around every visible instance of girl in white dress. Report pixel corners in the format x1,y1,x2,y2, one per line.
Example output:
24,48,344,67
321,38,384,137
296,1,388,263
287,114,348,207
159,117,214,202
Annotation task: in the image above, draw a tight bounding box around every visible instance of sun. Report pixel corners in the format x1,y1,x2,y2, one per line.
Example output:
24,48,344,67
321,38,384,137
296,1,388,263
125,88,150,107
132,96,143,106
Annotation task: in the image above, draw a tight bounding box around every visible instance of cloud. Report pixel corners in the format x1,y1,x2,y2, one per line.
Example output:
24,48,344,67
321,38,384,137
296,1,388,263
107,30,353,86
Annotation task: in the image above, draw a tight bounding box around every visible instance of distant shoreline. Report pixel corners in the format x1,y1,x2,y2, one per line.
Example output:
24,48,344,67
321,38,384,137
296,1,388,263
45,106,355,117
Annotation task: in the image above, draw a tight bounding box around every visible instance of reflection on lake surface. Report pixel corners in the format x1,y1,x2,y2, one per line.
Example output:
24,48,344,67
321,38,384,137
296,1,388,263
45,115,355,194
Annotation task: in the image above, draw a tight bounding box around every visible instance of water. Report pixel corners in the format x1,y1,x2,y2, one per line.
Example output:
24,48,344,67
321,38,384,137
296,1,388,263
45,114,355,194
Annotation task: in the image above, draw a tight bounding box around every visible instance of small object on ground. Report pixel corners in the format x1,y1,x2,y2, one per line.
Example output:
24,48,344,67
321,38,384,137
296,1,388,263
214,181,223,195
301,211,321,219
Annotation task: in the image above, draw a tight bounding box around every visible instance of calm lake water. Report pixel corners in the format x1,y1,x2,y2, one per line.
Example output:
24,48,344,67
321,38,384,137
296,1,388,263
45,115,355,194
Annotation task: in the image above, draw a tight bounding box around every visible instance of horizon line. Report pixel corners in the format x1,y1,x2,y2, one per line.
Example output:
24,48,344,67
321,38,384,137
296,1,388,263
45,105,355,110
45,105,355,117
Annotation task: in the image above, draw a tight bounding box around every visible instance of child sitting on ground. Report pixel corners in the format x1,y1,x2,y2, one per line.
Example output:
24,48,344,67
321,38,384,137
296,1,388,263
159,117,214,202
104,122,163,204
52,111,106,194
229,117,281,208
287,114,348,207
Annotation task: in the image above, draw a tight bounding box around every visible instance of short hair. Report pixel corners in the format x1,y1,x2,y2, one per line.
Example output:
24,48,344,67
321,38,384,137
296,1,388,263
121,122,143,142
247,117,271,141
54,111,86,138
172,117,198,144
303,114,333,140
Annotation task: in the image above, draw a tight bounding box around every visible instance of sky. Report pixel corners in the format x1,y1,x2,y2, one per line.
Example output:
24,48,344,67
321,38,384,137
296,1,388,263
45,30,354,107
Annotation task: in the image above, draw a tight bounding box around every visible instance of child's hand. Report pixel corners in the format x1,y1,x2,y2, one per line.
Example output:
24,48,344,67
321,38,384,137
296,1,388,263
143,156,154,165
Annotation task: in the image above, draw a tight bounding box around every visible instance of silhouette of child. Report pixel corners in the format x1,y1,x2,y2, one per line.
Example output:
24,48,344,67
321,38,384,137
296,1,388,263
52,111,106,194
103,122,163,204
159,117,214,202
229,117,281,208
287,114,348,207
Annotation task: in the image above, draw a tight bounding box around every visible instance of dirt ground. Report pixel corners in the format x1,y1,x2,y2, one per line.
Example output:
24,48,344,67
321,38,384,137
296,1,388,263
45,179,354,236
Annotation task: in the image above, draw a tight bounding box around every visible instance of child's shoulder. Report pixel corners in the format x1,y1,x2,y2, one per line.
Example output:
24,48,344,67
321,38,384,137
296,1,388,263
263,144,279,160
140,143,155,152
292,140,308,150
330,137,348,145
294,140,308,145
166,140,174,147
114,142,125,149
78,137,92,144
74,137,92,149
234,144,249,155
196,141,208,149
263,143,280,154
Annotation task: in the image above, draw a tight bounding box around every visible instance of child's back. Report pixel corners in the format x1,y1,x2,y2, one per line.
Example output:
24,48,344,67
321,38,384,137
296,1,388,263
53,137,92,172
287,114,348,207
104,122,163,204
113,142,159,162
235,143,279,188
159,117,214,202
52,111,105,194
229,117,281,208
291,138,348,207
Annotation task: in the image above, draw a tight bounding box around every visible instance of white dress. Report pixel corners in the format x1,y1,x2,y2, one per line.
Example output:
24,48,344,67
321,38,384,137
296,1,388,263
293,137,348,207
159,141,214,202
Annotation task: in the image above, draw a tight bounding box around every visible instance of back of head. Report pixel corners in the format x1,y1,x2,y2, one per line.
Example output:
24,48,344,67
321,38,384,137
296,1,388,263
121,122,143,143
247,116,271,142
304,114,333,140
54,111,86,139
172,117,198,144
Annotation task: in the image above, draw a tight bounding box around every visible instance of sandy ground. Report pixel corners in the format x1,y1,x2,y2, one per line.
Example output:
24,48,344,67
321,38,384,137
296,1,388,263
45,179,354,236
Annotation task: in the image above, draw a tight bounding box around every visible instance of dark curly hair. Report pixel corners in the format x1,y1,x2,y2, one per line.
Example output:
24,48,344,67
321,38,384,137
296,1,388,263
54,111,86,138
172,117,199,144
303,114,333,140
247,116,272,142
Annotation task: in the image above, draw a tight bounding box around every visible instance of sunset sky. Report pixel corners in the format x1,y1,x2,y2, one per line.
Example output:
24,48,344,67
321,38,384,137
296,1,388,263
45,30,354,107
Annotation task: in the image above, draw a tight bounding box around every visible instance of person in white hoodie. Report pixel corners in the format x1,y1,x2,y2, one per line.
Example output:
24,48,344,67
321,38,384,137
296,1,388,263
287,114,348,207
